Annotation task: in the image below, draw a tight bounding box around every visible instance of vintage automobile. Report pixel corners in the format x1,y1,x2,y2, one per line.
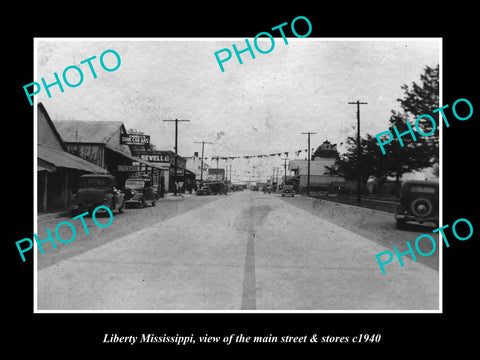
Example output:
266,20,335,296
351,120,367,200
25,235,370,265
395,180,439,229
196,181,227,196
210,181,228,195
69,174,125,215
281,184,295,197
123,176,157,208
196,183,212,196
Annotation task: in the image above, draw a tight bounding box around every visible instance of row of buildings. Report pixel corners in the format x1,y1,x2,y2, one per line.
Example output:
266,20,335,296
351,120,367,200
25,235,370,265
37,103,196,212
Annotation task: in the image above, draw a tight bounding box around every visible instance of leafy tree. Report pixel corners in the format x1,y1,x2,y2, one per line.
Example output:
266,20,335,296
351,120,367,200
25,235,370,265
334,135,391,186
396,64,439,163
333,65,439,190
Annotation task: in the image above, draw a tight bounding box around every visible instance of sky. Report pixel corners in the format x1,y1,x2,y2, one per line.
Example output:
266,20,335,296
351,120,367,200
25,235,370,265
35,38,440,181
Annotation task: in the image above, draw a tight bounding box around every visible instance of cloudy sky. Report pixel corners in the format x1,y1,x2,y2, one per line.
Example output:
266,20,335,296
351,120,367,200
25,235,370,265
36,38,440,181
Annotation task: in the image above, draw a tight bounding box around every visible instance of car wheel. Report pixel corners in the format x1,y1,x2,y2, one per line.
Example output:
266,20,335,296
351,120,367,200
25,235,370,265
411,197,433,218
152,200,156,206
396,219,406,230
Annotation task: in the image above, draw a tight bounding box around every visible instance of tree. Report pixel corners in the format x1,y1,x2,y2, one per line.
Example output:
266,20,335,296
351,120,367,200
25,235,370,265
334,135,391,187
334,127,431,191
334,65,439,189
396,64,439,163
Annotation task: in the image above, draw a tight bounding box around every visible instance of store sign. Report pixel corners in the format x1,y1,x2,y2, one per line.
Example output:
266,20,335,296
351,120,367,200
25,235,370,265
120,134,150,145
117,165,140,172
139,154,170,163
133,150,187,169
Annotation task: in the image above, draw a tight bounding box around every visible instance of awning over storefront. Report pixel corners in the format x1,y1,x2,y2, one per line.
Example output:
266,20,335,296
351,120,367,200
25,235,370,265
37,163,55,172
105,145,171,170
37,144,109,173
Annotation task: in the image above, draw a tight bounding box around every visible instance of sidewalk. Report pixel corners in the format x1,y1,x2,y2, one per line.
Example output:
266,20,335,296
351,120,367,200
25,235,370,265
37,193,194,220
159,193,196,201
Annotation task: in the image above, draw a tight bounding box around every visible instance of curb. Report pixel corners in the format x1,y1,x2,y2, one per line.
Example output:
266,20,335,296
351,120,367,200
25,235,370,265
301,195,394,216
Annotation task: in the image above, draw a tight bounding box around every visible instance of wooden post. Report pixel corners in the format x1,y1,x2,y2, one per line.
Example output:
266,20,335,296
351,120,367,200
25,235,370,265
42,172,48,212
63,170,69,208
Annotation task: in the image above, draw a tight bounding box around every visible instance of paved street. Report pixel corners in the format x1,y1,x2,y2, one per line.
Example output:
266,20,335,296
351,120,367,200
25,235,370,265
37,191,439,311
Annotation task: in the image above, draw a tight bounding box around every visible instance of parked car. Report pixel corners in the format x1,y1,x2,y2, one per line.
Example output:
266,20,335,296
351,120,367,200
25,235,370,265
196,183,212,196
209,181,228,195
395,180,439,229
281,185,295,197
69,174,125,215
123,176,157,208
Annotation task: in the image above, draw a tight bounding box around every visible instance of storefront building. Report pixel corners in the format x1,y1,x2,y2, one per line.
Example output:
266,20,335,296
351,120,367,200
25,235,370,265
133,150,188,193
53,119,168,191
37,103,109,212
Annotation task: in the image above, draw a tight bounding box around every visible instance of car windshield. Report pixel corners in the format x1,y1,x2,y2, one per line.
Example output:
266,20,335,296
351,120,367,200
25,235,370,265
284,186,293,190
125,180,145,189
81,177,112,187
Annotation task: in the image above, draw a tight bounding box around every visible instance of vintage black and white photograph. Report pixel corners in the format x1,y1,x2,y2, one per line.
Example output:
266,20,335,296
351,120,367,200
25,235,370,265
34,38,441,311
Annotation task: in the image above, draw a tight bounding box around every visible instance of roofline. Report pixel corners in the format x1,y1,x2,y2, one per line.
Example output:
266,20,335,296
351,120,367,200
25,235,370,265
80,173,115,177
53,120,129,146
38,103,67,152
63,141,106,146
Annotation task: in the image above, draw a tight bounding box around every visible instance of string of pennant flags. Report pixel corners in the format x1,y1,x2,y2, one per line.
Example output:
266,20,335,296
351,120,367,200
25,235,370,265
182,148,316,161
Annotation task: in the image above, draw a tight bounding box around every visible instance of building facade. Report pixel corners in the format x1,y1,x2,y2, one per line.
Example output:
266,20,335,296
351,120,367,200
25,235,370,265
53,120,168,191
289,140,346,190
37,103,108,212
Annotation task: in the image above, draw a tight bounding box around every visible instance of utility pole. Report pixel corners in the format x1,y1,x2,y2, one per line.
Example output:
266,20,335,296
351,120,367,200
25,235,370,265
163,119,190,195
281,158,289,185
211,156,221,180
348,100,367,204
301,132,316,194
194,140,212,182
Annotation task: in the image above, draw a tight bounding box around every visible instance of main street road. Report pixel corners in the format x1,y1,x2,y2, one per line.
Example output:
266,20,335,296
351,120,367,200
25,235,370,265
37,191,439,311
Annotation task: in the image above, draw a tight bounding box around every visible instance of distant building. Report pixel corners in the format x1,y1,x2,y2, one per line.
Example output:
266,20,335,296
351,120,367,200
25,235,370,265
206,168,225,181
289,140,345,190
312,140,339,159
186,155,210,181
